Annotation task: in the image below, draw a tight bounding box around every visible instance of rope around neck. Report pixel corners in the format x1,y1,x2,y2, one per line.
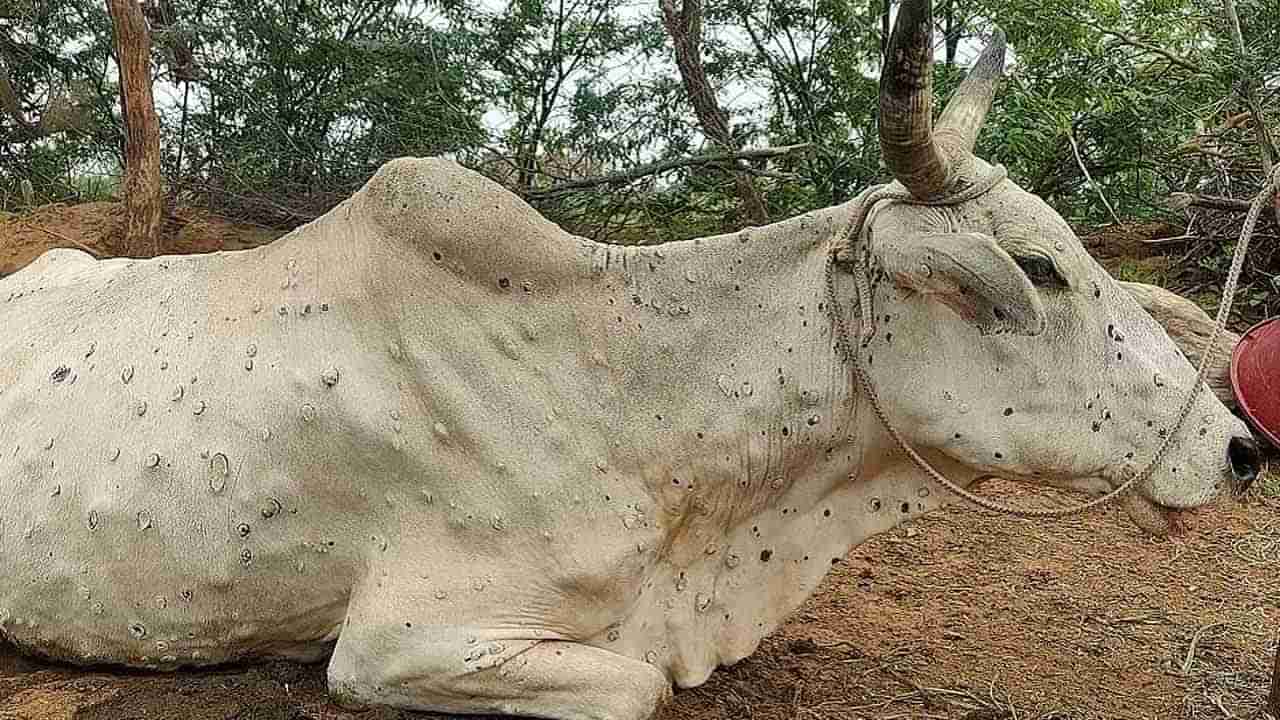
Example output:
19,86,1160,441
824,165,1280,518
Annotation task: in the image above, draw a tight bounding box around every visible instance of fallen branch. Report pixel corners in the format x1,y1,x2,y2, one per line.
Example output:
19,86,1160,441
18,220,106,258
1179,622,1224,676
1167,192,1254,213
525,144,812,199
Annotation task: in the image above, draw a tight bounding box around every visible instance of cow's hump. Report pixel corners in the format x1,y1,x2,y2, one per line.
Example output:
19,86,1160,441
356,158,583,267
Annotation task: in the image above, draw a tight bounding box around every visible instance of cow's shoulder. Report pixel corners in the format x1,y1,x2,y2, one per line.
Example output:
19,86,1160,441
353,157,591,278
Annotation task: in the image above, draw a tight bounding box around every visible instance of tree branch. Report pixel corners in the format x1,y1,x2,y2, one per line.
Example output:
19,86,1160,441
661,0,770,224
1221,0,1280,228
0,55,87,139
0,57,35,132
1078,21,1202,75
1068,128,1121,224
525,144,812,199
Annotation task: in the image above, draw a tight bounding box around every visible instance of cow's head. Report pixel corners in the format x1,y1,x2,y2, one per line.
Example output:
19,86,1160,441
839,0,1260,535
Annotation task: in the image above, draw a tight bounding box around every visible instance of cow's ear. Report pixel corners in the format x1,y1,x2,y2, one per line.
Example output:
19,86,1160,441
874,232,1046,336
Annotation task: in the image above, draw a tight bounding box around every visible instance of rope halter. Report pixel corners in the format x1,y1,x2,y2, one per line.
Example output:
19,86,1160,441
822,164,1280,519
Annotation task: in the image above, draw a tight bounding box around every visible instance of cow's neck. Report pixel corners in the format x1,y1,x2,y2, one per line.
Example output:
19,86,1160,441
587,210,943,552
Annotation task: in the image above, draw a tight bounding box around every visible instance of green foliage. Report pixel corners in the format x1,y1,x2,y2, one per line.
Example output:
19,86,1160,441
474,0,671,192
704,0,887,208
162,0,487,223
975,0,1277,225
69,171,119,202
1259,467,1280,498
4,0,1280,314
0,0,118,208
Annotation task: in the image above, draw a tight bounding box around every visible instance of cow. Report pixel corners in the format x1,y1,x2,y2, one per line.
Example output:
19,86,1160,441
0,1,1261,718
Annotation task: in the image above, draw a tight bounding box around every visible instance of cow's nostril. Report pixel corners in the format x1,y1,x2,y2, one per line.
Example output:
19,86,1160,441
1227,436,1261,492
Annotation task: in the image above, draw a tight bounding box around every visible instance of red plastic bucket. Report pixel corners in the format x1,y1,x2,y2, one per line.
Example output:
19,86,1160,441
1231,315,1280,448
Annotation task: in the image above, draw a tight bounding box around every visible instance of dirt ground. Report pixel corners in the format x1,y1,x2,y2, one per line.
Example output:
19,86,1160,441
1,206,1277,720
0,203,281,278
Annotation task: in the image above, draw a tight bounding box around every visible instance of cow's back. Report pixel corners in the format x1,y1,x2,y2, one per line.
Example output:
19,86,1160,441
0,159,624,670
0,155,831,680
0,221,378,667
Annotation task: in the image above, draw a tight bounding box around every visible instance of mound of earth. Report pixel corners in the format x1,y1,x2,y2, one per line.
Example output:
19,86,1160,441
1079,221,1184,262
0,203,282,277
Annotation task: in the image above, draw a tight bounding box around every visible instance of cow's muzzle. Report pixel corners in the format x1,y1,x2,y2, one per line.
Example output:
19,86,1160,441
1228,435,1262,494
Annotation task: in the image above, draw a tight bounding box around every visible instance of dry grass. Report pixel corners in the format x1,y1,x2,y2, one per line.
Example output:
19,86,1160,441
1258,466,1280,498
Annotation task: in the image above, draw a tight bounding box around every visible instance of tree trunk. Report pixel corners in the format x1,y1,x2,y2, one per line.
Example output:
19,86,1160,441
942,0,959,65
880,0,891,60
660,0,768,225
106,0,162,257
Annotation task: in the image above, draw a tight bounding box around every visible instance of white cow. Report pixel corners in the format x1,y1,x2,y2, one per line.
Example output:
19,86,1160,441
0,1,1259,718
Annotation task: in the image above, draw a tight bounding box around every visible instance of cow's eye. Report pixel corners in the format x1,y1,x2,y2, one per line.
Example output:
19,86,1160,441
1011,253,1067,288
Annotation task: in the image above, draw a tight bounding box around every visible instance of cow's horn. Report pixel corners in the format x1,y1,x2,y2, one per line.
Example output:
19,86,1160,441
936,29,1007,156
879,0,954,199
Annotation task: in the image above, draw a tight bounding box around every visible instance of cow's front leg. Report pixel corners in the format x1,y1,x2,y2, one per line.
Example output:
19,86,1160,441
326,621,671,720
